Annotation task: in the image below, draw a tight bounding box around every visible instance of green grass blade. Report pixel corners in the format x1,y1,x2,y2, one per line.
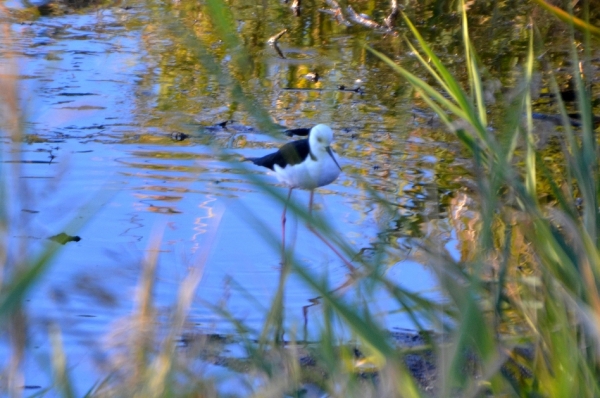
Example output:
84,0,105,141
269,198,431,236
524,28,537,199
531,0,600,37
50,326,75,398
400,12,488,141
536,152,578,220
365,45,470,123
292,263,424,397
461,0,487,127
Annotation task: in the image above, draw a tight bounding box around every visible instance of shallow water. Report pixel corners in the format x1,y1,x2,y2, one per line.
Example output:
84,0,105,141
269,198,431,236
1,0,598,393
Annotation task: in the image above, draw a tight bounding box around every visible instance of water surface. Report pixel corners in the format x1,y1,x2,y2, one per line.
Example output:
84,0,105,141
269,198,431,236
1,0,597,393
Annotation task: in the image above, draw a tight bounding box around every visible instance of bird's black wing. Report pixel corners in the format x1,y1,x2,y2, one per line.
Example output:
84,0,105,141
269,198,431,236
284,127,311,137
247,139,311,170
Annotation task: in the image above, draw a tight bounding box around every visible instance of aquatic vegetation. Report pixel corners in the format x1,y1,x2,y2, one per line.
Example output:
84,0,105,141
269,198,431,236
1,0,600,396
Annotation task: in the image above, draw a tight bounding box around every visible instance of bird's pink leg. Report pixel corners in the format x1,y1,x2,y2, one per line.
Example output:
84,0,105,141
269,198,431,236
308,227,357,273
307,190,357,273
281,188,293,265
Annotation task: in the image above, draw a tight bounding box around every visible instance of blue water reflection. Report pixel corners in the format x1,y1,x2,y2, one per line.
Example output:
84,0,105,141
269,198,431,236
0,2,469,394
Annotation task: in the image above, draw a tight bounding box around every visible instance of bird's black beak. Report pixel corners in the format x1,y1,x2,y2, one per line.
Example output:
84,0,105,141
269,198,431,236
326,146,342,171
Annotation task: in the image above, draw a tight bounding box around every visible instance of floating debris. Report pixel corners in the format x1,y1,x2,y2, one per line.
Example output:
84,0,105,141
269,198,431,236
383,0,400,30
57,92,96,96
170,132,189,141
291,0,300,16
338,85,364,94
282,87,324,92
319,0,352,26
320,1,396,33
531,112,600,128
271,42,285,59
267,29,288,45
345,5,384,31
303,72,319,82
267,29,288,59
204,120,234,130
49,232,81,245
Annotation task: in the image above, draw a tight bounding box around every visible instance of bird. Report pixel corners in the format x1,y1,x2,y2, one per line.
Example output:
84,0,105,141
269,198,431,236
246,124,343,263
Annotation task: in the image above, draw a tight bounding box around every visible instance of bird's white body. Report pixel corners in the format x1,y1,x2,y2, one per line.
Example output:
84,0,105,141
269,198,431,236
273,124,341,190
273,150,340,189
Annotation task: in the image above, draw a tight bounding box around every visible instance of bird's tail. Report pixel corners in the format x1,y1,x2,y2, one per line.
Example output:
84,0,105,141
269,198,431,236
241,156,260,165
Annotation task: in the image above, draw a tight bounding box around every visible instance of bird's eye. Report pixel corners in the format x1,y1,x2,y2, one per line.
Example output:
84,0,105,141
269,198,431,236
317,138,323,143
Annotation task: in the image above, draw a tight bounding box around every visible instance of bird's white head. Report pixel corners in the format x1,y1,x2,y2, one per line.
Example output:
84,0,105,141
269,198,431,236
309,124,341,170
309,124,334,152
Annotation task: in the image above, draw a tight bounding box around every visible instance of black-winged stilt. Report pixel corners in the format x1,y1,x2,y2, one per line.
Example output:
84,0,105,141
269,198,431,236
247,124,355,270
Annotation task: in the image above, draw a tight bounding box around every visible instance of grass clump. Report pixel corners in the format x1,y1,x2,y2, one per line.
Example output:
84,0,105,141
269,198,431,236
3,0,600,396
366,0,600,395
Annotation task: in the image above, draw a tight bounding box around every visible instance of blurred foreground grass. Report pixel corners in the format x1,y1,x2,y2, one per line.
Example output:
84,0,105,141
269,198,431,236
2,0,600,396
